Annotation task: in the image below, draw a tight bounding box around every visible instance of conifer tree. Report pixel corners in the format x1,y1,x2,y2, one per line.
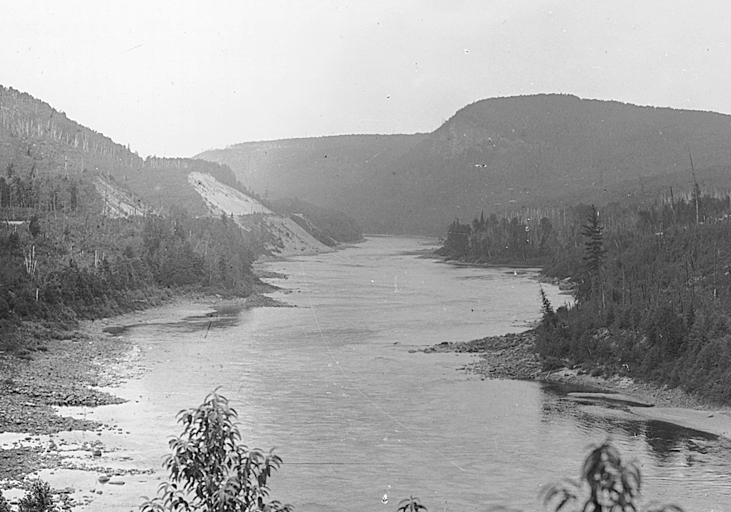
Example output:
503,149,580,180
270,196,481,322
579,205,605,306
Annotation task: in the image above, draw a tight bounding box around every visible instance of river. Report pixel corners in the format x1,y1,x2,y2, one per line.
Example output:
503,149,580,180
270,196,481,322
49,236,731,511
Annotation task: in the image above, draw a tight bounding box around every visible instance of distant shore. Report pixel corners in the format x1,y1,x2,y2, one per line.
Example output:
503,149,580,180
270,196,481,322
421,331,731,440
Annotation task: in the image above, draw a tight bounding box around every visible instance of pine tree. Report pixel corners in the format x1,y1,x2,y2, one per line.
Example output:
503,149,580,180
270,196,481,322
580,205,605,306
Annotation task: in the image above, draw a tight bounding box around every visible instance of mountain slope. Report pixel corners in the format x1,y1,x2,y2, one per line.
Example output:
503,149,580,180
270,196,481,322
1,84,357,254
185,171,331,256
197,94,731,234
196,134,428,232
188,171,272,216
0,85,247,217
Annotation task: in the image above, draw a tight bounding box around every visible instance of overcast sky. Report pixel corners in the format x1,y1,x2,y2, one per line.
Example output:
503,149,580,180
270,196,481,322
2,1,730,157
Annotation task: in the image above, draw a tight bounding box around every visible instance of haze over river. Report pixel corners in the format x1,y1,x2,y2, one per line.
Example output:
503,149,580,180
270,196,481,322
54,236,731,511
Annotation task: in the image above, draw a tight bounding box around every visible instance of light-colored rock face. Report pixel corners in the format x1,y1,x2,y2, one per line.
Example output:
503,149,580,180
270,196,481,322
94,176,150,218
259,215,331,257
187,171,272,215
95,170,332,257
187,171,331,257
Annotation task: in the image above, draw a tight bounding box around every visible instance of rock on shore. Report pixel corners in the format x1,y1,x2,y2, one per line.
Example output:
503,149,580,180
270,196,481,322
422,331,543,380
423,331,731,416
0,332,128,436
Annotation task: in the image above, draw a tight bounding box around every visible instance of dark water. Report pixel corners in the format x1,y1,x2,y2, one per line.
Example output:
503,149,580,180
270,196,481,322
83,236,731,511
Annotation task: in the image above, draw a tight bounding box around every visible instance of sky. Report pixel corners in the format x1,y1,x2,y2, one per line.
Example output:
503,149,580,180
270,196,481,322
2,1,731,158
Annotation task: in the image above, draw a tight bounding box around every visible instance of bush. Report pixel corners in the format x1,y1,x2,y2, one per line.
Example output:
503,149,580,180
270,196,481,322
397,496,427,512
140,390,293,512
18,480,54,512
543,441,683,512
0,491,10,512
403,442,683,512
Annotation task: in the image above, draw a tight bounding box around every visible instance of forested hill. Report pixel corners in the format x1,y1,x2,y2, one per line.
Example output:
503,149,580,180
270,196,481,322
0,86,250,216
197,94,731,235
0,85,361,350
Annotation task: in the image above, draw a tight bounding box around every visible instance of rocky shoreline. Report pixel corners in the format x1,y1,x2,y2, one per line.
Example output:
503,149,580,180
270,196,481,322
0,323,135,504
421,330,731,437
0,290,291,500
4,292,731,506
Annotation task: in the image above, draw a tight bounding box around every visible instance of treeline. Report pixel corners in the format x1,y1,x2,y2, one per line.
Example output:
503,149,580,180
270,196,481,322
1,85,262,218
441,189,731,404
0,166,264,351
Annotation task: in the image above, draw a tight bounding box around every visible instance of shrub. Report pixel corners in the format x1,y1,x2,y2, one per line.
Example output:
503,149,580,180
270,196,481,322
18,480,54,512
0,491,10,512
401,441,684,511
140,390,292,512
397,496,427,512
542,441,683,512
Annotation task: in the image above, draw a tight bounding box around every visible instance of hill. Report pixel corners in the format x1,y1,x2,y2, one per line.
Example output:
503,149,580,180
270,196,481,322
0,85,247,216
197,94,731,234
0,84,361,348
0,84,358,249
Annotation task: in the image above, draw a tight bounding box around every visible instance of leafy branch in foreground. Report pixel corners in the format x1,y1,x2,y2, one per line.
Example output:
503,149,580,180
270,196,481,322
140,390,292,512
542,441,683,512
401,441,684,512
397,496,428,512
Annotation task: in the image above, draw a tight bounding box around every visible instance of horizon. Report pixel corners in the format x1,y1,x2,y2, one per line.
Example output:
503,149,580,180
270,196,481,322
3,1,730,158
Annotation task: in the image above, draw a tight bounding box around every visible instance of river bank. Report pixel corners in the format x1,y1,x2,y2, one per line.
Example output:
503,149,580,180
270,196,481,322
0,288,289,500
421,331,731,439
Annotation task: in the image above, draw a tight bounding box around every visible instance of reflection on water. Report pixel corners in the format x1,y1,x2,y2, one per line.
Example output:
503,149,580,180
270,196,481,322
538,379,731,508
104,303,245,337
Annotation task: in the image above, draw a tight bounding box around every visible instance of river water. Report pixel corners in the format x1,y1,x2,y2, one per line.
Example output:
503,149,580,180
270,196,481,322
52,236,731,511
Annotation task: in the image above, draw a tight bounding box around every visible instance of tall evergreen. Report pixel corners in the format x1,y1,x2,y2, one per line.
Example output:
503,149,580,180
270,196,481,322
579,205,605,306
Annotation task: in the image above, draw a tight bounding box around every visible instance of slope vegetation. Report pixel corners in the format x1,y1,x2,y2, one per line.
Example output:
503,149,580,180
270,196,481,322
0,84,358,351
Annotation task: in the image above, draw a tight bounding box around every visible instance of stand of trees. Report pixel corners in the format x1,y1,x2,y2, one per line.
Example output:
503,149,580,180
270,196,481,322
441,190,731,405
0,166,265,351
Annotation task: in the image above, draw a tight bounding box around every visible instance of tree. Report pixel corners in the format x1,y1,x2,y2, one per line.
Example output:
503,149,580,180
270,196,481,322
140,390,292,512
29,215,41,238
580,205,605,305
538,216,554,254
539,286,557,328
441,220,471,258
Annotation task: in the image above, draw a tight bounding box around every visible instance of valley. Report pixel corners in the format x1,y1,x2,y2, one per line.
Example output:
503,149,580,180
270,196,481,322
3,85,731,511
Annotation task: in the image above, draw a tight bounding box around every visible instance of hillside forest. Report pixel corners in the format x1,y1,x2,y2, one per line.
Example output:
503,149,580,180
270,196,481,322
439,185,731,404
0,85,361,352
0,164,267,350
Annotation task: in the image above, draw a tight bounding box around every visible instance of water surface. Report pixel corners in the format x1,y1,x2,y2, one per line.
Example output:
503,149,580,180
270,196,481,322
58,236,731,511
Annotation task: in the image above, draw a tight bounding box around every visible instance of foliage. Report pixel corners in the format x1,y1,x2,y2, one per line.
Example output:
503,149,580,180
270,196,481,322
140,390,292,512
436,209,562,264
443,190,731,406
437,220,472,258
0,491,10,512
397,496,427,512
539,286,556,328
18,480,54,512
0,169,262,351
543,442,683,512
579,205,605,304
401,442,683,512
